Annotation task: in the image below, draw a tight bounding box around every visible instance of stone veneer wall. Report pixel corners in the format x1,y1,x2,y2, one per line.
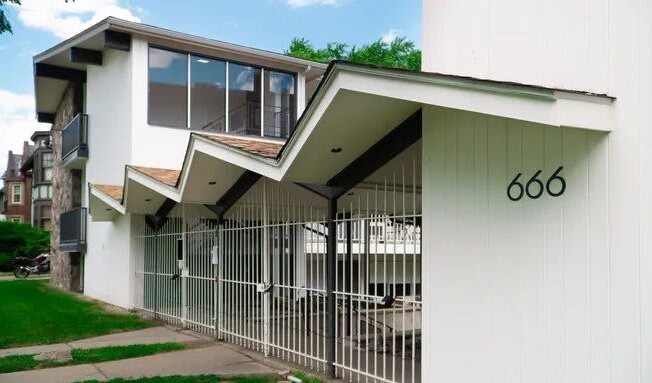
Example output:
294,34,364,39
50,83,83,291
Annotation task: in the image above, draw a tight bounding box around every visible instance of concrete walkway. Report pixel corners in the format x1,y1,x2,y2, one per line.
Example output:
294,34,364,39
0,327,200,358
0,344,277,383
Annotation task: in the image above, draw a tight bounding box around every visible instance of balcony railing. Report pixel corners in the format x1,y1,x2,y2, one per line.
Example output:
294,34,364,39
59,207,87,252
61,114,88,169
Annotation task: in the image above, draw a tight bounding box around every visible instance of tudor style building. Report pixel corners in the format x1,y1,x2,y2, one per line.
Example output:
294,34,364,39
1,145,33,224
20,131,54,230
32,3,652,382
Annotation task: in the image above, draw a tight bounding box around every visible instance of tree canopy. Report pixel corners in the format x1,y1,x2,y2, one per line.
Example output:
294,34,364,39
0,221,50,270
286,37,421,71
0,0,20,35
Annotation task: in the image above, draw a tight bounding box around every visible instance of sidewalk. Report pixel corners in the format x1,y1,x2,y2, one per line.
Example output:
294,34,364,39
0,345,277,383
0,326,200,358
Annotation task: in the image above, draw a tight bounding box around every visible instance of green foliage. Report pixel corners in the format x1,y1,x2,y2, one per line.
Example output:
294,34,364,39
286,36,421,71
0,280,152,348
0,343,186,374
71,343,185,364
0,221,50,271
0,0,20,35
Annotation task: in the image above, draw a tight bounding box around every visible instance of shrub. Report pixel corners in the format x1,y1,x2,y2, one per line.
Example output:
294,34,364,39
0,221,50,271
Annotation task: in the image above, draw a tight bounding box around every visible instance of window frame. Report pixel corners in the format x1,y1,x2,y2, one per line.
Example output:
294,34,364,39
147,44,298,137
10,183,22,205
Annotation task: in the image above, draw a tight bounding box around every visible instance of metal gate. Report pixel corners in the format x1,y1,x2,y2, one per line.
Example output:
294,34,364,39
135,153,421,383
135,205,218,335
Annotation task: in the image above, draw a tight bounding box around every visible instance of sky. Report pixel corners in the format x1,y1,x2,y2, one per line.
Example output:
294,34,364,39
0,0,422,180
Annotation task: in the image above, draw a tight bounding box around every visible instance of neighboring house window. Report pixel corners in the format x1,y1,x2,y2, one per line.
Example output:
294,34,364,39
11,184,22,204
42,152,53,182
147,46,296,138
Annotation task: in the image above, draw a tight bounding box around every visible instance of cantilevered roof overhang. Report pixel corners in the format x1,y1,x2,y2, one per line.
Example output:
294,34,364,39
88,61,615,220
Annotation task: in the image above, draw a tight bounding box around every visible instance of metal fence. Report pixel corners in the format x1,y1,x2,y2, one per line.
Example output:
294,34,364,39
134,155,421,382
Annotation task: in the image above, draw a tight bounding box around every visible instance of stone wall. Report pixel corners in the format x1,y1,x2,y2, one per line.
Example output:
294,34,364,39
50,83,83,291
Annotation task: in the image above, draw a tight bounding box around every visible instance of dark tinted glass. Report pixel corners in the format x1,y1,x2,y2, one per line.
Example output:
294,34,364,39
264,70,296,138
228,64,261,136
148,48,188,127
190,56,226,131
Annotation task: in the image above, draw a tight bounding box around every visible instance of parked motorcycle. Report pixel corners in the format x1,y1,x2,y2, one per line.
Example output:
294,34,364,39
11,254,51,278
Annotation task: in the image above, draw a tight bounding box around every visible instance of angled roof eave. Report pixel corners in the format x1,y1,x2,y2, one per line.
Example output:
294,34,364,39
89,184,126,214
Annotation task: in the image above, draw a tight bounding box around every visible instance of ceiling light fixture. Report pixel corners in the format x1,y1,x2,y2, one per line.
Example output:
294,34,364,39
331,147,342,153
208,181,217,185
145,198,151,202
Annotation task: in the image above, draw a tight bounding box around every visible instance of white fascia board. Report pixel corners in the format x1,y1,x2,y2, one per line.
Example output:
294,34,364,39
335,66,615,132
89,185,125,215
126,168,181,202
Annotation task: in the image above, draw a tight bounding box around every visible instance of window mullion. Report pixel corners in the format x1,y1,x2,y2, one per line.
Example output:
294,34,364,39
187,54,191,129
261,67,264,137
226,62,229,133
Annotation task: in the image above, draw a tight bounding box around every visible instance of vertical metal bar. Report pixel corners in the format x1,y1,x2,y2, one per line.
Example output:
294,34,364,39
263,180,270,355
326,198,337,379
218,221,224,339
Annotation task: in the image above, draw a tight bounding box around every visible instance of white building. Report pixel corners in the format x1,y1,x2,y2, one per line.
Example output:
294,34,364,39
31,1,650,381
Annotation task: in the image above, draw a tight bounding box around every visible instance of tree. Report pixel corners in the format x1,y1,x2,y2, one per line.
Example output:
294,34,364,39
286,36,421,71
0,221,50,271
0,0,20,34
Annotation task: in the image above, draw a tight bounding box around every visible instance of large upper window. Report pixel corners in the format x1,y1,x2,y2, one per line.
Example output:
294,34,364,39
148,48,188,127
229,64,261,136
191,56,226,131
147,46,297,138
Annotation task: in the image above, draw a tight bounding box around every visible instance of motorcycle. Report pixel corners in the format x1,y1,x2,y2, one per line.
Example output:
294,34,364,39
11,254,51,278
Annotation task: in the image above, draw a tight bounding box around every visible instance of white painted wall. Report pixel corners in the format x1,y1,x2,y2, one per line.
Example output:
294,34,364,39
422,2,652,382
84,47,135,308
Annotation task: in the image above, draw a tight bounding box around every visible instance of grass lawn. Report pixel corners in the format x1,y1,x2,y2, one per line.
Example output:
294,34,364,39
0,343,185,374
0,280,152,349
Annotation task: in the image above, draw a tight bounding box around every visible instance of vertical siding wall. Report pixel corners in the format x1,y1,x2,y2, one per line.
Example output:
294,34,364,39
422,106,610,382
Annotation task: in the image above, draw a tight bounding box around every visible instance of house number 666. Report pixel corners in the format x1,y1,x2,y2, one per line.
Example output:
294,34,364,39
507,166,566,201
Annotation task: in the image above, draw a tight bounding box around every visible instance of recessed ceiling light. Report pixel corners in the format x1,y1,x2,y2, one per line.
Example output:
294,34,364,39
197,58,210,64
208,181,217,185
105,208,112,212
145,198,151,202
331,147,342,153
347,192,354,196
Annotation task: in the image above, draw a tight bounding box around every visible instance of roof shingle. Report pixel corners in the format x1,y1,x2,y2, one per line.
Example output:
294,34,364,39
197,133,283,159
92,184,124,201
132,166,181,187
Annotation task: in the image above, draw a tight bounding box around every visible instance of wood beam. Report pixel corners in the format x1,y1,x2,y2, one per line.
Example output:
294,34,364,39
327,109,422,198
205,170,261,219
37,112,55,124
34,63,86,83
69,47,103,66
145,198,177,231
103,30,131,51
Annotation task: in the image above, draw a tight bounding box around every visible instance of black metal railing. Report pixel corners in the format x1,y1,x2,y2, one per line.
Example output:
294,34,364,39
62,114,88,161
199,103,294,139
59,207,87,252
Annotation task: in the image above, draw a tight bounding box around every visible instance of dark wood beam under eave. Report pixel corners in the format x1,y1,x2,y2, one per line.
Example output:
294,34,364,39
327,109,422,199
69,47,103,66
104,30,131,51
37,112,55,124
145,198,177,231
205,170,262,220
34,63,86,83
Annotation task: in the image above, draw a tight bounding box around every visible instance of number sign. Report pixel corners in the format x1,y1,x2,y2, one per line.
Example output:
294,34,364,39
508,166,566,201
